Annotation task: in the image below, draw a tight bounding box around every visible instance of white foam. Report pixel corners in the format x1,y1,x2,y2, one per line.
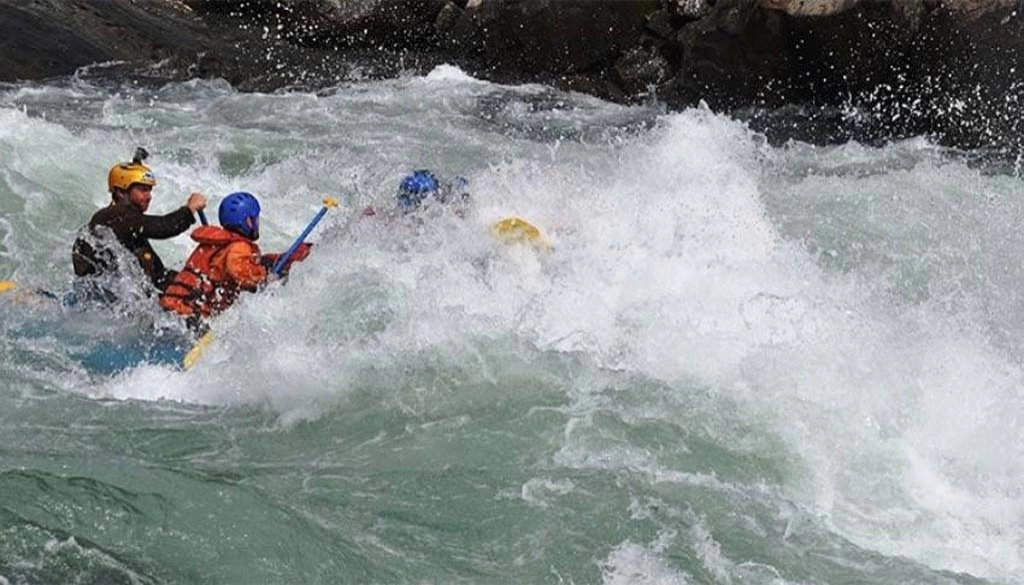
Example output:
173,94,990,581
4,76,1024,581
601,533,690,585
424,64,479,83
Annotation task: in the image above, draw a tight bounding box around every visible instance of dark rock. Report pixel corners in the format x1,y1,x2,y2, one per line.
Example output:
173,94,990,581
0,0,235,83
615,46,671,97
759,0,1024,150
645,9,677,39
1,0,1024,154
180,0,457,90
559,74,629,103
659,0,789,110
454,0,661,77
435,2,465,34
437,1,481,51
185,0,448,50
670,0,713,20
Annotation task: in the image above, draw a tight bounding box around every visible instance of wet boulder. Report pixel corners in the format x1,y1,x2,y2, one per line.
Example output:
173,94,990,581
0,0,233,83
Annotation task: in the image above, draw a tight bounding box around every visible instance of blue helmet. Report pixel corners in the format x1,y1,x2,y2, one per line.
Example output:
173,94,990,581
219,191,261,240
397,170,439,211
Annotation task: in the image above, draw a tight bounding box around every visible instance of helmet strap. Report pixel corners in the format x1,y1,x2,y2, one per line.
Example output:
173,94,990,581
226,223,257,240
111,189,129,204
113,187,147,212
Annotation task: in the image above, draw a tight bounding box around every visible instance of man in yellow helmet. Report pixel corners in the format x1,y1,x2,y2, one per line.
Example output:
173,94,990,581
72,149,207,298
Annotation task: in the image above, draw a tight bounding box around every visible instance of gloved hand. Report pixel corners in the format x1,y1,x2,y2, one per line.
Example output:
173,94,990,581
290,242,313,263
261,243,313,275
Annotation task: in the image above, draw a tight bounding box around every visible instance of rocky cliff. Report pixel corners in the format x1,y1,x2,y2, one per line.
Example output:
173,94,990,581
1,0,1021,152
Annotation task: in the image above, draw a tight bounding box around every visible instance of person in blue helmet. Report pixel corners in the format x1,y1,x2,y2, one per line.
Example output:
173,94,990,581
363,170,470,218
159,192,311,321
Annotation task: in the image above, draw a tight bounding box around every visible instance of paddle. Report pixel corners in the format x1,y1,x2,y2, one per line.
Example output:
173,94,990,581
491,216,552,251
182,329,214,370
272,197,339,276
179,197,339,370
0,280,58,303
198,210,209,226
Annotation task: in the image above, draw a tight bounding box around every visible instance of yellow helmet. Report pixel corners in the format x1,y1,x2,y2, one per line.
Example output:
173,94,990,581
108,162,156,193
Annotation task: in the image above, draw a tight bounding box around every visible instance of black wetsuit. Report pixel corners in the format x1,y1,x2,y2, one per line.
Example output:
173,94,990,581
72,201,195,292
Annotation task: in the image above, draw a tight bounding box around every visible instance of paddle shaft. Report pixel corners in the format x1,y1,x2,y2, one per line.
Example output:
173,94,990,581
272,198,338,276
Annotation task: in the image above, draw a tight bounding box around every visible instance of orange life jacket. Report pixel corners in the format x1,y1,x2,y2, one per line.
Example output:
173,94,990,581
159,226,268,317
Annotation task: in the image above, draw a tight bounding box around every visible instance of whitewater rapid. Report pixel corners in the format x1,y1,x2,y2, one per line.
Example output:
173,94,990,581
0,65,1021,584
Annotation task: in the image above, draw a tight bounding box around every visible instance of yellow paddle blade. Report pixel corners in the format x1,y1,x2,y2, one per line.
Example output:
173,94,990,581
491,217,552,251
182,330,215,370
0,281,53,305
323,197,339,208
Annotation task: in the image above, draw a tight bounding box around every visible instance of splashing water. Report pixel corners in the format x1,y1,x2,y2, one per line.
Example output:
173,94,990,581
0,66,1020,584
